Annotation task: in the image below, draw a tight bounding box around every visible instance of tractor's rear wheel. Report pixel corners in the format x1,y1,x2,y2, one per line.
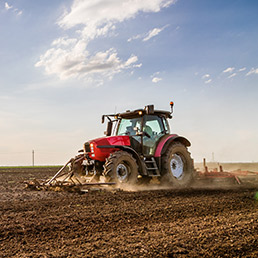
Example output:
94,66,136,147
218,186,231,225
161,142,194,187
103,151,138,184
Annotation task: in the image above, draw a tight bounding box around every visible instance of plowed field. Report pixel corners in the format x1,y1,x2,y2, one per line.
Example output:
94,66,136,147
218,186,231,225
0,167,258,257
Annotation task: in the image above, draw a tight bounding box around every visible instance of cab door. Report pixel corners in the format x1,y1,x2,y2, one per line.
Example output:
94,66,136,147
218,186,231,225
142,115,166,155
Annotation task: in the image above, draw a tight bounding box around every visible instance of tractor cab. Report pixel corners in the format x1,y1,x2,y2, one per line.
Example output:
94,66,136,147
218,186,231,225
103,104,173,155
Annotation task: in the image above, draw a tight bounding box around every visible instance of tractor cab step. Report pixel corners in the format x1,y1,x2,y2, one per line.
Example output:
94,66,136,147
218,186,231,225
144,157,160,176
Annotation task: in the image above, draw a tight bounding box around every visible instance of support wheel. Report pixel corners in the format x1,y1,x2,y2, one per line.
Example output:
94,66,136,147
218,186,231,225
103,151,138,184
161,142,194,187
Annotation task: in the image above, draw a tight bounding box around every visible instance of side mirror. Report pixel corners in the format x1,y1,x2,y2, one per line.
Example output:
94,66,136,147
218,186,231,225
102,115,105,124
105,121,113,136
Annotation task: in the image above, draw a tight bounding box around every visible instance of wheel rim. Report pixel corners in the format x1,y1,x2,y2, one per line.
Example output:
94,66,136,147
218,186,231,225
116,163,129,182
170,154,184,179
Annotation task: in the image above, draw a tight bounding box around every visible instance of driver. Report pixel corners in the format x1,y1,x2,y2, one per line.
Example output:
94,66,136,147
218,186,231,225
125,125,135,135
143,125,153,138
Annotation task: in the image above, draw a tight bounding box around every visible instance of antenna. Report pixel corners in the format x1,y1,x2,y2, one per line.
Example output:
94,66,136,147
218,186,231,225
32,150,35,166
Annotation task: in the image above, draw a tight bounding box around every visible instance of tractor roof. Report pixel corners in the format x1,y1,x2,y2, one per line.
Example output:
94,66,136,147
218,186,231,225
117,109,172,119
102,104,173,123
103,105,172,121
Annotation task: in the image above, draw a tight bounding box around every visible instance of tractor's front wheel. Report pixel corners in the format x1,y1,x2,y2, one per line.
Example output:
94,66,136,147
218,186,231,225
161,142,194,187
103,151,138,184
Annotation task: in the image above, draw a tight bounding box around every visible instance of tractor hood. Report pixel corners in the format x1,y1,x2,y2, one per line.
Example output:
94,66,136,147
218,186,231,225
90,135,131,147
84,136,131,162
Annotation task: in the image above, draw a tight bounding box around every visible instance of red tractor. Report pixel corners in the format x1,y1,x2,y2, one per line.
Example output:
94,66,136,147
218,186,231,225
69,102,194,187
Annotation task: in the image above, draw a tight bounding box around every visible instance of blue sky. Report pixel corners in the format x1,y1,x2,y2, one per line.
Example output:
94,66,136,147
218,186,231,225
1,0,258,165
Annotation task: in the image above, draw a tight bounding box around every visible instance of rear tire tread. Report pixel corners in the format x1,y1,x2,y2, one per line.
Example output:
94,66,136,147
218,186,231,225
161,142,194,187
103,151,138,184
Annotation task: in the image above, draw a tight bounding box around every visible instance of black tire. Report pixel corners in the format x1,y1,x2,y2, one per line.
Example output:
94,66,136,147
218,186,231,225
161,142,194,187
103,151,138,184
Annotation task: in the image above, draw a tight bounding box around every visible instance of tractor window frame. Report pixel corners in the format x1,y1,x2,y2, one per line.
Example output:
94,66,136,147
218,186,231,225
161,116,170,134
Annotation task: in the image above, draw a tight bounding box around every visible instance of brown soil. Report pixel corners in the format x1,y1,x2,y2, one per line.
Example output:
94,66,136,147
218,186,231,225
0,167,258,257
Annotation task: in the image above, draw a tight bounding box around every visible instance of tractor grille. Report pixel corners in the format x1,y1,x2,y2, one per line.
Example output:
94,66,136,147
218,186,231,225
84,142,90,152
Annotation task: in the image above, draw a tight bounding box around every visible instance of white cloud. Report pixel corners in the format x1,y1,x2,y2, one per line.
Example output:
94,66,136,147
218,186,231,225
228,73,237,79
36,46,138,83
36,0,175,84
5,2,23,16
223,67,235,73
52,37,78,47
134,63,142,68
16,10,23,16
143,25,168,41
201,74,212,83
202,74,210,79
128,24,169,42
58,0,175,29
246,68,258,76
5,2,12,10
125,55,138,66
152,77,162,83
238,67,246,72
128,34,142,42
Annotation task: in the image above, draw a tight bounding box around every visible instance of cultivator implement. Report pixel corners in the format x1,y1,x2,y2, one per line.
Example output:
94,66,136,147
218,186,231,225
196,158,258,186
25,156,258,193
196,158,241,184
25,156,116,192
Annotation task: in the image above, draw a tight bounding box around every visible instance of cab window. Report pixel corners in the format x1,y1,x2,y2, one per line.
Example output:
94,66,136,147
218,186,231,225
117,117,142,136
144,115,164,136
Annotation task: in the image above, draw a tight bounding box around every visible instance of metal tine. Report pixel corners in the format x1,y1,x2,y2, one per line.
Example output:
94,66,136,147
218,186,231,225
45,159,72,185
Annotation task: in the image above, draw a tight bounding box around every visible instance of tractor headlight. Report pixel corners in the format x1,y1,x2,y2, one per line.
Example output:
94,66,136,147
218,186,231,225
90,143,94,153
84,142,96,157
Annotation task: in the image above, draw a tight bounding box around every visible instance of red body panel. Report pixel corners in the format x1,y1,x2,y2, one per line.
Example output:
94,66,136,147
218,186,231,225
89,136,131,162
154,134,178,157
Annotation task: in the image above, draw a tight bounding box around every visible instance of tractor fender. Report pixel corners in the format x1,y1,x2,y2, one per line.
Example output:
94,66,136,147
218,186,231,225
154,134,191,157
97,145,147,175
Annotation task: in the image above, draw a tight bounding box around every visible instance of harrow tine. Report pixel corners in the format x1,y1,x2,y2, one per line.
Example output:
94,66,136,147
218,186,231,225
45,159,72,185
62,171,74,182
